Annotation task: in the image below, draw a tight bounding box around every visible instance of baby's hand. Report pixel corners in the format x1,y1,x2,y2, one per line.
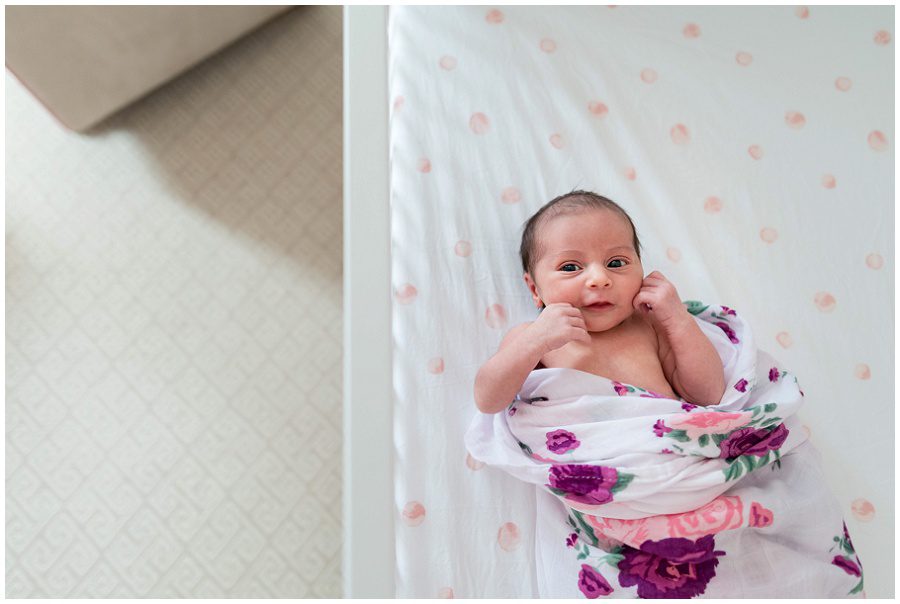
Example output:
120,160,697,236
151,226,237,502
526,303,592,355
632,271,690,333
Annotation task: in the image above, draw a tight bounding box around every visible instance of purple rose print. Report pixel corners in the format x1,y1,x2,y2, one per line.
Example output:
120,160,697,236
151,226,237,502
578,564,614,598
718,424,789,459
566,533,579,548
508,406,517,417
612,381,629,396
768,367,780,382
734,378,748,392
660,448,674,454
617,535,725,598
653,419,672,437
547,429,581,454
832,555,862,577
548,464,618,505
681,402,698,412
714,321,740,344
720,306,737,316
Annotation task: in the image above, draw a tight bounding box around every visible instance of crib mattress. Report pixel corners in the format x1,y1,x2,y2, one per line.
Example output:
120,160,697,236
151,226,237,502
388,5,893,598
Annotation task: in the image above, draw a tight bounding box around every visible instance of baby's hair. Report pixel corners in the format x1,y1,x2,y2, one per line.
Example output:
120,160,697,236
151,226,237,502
519,190,642,275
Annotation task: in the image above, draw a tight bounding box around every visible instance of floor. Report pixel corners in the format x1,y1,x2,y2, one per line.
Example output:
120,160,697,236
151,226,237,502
6,6,342,597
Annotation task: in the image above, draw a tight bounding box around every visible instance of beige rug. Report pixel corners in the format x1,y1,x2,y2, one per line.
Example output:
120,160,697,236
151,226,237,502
6,6,342,597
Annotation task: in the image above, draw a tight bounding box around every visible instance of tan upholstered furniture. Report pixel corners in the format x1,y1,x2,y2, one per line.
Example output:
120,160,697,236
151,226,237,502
5,5,291,131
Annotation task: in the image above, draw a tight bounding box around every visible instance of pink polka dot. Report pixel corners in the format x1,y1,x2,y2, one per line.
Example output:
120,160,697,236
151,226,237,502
785,111,806,129
640,68,658,84
683,23,701,38
393,96,405,112
704,196,723,213
835,77,852,91
439,55,457,70
821,174,836,189
549,133,565,149
851,498,875,522
868,130,888,151
588,101,609,117
666,247,682,262
874,30,892,45
501,187,521,204
470,112,490,135
736,52,753,66
670,124,690,145
748,145,764,160
402,501,426,526
865,253,883,269
497,522,521,551
814,291,836,313
454,240,472,257
795,6,810,19
485,304,508,329
485,9,504,24
428,357,445,374
760,227,778,243
623,167,637,181
776,331,793,348
465,453,486,471
395,283,418,304
854,363,871,380
540,38,557,53
437,587,455,599
417,158,432,173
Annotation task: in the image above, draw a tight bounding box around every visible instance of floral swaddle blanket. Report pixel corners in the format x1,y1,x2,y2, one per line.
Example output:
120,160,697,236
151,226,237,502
465,302,864,598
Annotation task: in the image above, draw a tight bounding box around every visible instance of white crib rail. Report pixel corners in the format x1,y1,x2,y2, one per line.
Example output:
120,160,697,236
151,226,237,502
342,5,394,598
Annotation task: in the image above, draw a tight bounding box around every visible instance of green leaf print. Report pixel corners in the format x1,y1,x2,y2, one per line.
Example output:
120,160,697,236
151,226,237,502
518,440,533,455
667,429,690,442
684,300,709,316
698,433,710,447
764,403,777,413
611,471,635,494
711,433,727,446
570,510,599,547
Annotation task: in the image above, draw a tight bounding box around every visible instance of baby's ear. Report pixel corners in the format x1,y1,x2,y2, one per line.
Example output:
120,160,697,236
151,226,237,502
523,273,543,309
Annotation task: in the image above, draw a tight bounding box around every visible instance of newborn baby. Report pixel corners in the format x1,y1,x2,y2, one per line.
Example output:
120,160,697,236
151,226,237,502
474,190,725,413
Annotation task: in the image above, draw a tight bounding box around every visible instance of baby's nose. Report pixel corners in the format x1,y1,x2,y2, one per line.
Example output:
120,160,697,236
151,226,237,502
586,266,612,286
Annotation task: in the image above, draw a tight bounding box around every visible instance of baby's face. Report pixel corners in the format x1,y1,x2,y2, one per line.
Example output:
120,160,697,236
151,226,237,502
524,208,644,333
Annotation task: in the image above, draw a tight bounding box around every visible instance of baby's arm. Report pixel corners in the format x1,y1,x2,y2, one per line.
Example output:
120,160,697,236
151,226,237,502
474,303,591,414
657,318,725,406
473,323,542,414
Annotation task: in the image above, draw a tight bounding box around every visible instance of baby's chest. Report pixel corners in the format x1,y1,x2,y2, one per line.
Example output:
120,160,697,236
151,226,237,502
542,330,674,395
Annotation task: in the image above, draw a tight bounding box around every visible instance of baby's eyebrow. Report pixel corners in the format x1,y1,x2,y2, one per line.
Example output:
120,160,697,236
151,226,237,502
552,245,634,256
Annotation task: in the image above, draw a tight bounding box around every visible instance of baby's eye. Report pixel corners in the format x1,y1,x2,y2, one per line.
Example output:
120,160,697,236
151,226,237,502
559,263,580,272
608,259,627,268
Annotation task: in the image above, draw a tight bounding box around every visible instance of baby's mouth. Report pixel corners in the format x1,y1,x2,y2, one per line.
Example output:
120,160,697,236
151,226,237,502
584,302,613,312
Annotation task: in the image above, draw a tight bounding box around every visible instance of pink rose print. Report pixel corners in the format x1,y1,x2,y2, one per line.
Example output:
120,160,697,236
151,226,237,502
667,495,744,539
734,378,748,392
612,381,629,396
720,306,736,316
578,564,614,598
566,532,579,548
546,429,581,454
749,502,774,528
660,448,674,454
668,411,753,439
681,402,698,412
715,321,740,344
653,419,672,437
768,367,780,382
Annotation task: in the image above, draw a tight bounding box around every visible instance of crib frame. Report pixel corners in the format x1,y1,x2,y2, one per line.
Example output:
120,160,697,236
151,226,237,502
342,5,394,598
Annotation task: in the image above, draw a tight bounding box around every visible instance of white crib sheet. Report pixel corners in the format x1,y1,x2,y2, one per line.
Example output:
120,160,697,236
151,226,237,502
388,6,893,598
